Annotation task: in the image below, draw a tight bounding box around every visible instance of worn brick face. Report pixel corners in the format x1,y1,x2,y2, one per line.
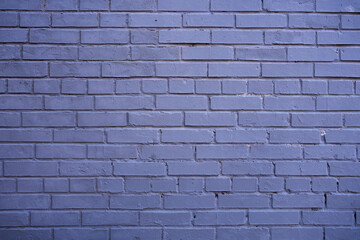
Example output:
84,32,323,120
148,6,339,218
0,0,359,239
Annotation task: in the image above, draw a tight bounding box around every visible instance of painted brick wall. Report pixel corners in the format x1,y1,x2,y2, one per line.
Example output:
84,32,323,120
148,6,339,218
0,0,359,239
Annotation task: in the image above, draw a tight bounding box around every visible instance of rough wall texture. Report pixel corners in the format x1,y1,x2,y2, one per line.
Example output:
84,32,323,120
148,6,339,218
0,0,360,239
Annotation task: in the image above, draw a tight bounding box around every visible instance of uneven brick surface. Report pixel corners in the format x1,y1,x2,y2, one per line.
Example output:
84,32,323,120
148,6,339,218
0,0,359,239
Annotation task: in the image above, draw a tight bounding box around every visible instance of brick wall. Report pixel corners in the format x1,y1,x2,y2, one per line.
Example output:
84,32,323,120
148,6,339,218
0,0,359,239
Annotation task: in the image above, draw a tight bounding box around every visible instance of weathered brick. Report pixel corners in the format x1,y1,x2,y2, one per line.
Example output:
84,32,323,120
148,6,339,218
212,30,263,44
184,14,234,27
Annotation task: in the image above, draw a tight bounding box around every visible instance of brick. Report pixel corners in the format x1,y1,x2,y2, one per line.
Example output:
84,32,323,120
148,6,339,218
23,112,75,127
18,178,42,192
259,177,284,192
164,228,215,240
34,79,60,94
88,80,114,94
194,211,245,225
0,194,50,209
318,31,360,45
0,13,17,26
219,194,270,208
329,162,360,176
326,130,360,143
114,162,165,176
197,145,248,159
8,79,32,93
340,178,360,192
36,144,86,159
249,211,299,225
131,30,157,44
129,111,182,126
317,96,360,110
45,179,68,192
288,47,338,61
0,29,27,43
250,145,302,159
79,112,126,127
23,45,77,60
111,0,156,11
141,212,191,226
111,228,162,240
31,211,80,226
236,14,287,28
132,46,179,60
30,29,79,43
0,129,51,142
156,95,207,110
0,229,52,240
164,195,215,209
110,195,161,209
304,145,356,160
182,46,233,60
216,129,266,143
222,161,273,176
329,80,354,94
168,162,219,176
143,79,168,93
273,194,324,208
274,80,301,94
211,96,262,110
129,13,181,27
0,45,21,60
169,79,194,93
264,0,314,11
327,194,360,209
265,31,315,44
292,113,342,127
302,80,327,94
312,177,337,192
217,228,269,240
46,0,78,10
272,228,323,240
83,211,137,226
20,13,50,27
45,96,93,110
286,178,311,192
270,129,321,144
61,79,87,94
108,129,158,143
233,178,257,192
0,112,20,127
0,179,16,193
289,14,339,28
317,0,360,12
97,178,124,193
162,129,212,143
263,63,313,77
264,96,315,110
211,0,261,11
126,178,150,192
88,145,137,159
60,161,112,176
96,96,153,110
100,13,127,27
239,112,289,127
212,30,263,44
183,14,234,27
141,145,193,160
53,195,108,209
80,46,129,61
0,95,42,110
151,178,176,192
70,178,96,192
80,0,109,10
342,15,360,29
345,113,360,126
249,80,274,94
209,63,260,77
50,63,100,77
116,80,140,94
0,144,33,159
186,112,236,127
54,228,108,240
102,62,154,77
0,62,47,77
236,47,286,61
316,63,360,78
159,0,208,11
196,80,221,94
0,212,28,227
275,161,328,176
52,13,98,27
81,30,129,44
205,177,231,192
0,0,42,10
159,30,210,43
325,228,360,240
222,80,247,94
157,62,207,77
179,178,203,192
